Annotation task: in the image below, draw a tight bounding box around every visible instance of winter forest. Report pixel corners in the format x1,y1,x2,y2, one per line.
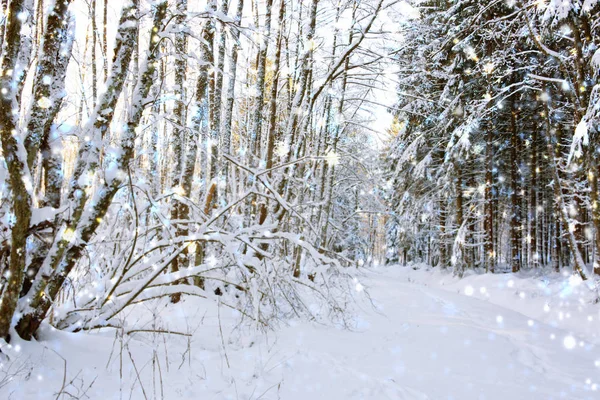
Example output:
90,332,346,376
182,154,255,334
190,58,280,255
0,0,600,398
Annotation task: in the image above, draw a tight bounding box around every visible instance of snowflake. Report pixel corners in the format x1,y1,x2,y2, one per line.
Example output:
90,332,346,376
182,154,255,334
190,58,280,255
325,150,340,166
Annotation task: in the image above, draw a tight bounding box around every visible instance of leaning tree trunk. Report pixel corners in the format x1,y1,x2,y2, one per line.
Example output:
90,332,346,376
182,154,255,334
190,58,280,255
24,0,74,177
20,0,75,297
15,0,168,340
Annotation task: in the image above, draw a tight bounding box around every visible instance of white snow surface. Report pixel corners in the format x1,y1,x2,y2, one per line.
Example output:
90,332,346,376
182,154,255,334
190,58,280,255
1,265,599,399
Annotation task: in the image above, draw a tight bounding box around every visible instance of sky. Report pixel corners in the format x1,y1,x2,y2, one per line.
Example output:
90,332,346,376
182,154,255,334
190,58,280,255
56,0,419,147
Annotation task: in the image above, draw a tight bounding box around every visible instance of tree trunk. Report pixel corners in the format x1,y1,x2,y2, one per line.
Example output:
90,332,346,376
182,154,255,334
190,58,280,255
169,0,189,302
249,0,274,158
0,0,33,341
439,197,448,268
221,0,244,199
484,123,494,273
510,107,520,273
213,0,230,146
15,0,164,340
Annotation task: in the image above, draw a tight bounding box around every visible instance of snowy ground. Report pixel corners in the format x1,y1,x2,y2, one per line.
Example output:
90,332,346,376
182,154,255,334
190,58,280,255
1,265,599,399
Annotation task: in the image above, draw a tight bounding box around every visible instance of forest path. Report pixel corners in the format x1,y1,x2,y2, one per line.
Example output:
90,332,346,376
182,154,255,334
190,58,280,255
270,268,599,399
4,267,599,400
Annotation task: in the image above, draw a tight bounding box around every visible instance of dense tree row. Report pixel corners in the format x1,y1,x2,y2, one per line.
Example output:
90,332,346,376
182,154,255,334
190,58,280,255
0,0,390,342
384,0,600,278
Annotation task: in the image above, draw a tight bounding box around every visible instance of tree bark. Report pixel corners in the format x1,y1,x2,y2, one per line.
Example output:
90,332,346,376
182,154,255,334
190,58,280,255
221,0,244,199
510,106,520,273
249,0,274,158
0,0,33,341
15,0,161,340
169,0,189,288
